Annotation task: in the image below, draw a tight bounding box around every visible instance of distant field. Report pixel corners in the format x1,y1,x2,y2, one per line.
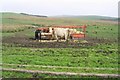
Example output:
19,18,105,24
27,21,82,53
1,12,119,78
2,12,118,39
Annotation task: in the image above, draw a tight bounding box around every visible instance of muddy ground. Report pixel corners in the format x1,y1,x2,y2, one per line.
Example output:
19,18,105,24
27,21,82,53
2,35,117,48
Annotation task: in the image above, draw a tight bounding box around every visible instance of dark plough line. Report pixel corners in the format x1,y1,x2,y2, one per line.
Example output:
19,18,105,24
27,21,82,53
1,68,120,78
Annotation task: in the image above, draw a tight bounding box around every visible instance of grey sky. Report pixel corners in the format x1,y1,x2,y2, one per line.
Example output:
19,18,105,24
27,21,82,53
0,0,119,17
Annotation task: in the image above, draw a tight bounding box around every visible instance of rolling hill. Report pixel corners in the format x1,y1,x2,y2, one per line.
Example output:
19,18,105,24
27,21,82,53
1,12,118,32
52,15,118,21
1,12,117,21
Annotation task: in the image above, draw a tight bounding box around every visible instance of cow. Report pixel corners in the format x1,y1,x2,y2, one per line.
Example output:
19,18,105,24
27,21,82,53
68,29,77,34
35,27,82,42
52,28,70,42
35,29,42,40
35,28,51,41
41,27,54,40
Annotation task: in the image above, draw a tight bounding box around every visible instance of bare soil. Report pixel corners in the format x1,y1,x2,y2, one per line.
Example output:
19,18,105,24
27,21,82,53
2,34,117,48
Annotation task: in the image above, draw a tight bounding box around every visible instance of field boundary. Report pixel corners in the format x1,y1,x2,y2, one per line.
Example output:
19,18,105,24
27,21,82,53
1,68,120,78
1,63,118,70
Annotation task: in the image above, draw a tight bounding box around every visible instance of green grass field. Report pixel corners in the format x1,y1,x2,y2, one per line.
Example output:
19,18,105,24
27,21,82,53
2,44,118,74
1,12,119,78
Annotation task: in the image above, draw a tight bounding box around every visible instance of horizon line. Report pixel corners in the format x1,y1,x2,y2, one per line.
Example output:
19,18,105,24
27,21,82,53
0,11,118,18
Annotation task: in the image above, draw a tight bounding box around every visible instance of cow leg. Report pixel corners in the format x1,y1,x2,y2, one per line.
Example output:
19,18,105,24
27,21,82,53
35,30,39,40
38,31,42,42
56,36,59,42
54,35,58,42
39,32,41,42
65,33,69,42
51,34,54,40
54,32,59,42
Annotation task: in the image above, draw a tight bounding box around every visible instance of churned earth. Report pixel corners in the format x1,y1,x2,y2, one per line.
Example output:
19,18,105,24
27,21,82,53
2,33,117,48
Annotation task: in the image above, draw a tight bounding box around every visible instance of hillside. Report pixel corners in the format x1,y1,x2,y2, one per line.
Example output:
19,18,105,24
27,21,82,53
1,12,47,17
2,12,118,32
52,15,118,21
2,12,117,21
1,12,48,31
20,13,47,17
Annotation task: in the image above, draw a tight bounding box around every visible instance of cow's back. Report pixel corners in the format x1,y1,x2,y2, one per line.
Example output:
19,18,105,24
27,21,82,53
54,28,69,37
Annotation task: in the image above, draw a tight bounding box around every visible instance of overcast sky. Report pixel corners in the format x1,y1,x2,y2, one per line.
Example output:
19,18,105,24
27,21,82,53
0,0,119,17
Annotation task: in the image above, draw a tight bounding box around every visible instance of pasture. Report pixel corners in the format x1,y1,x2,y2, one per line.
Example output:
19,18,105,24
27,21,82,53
1,12,119,78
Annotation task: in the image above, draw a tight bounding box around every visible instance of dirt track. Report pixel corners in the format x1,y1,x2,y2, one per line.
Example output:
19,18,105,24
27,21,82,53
2,35,117,48
2,68,120,78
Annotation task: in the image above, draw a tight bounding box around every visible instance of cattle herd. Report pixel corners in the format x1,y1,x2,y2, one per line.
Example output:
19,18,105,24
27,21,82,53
35,27,85,42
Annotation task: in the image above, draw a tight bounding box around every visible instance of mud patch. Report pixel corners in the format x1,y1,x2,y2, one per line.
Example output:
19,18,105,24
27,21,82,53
2,36,117,48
